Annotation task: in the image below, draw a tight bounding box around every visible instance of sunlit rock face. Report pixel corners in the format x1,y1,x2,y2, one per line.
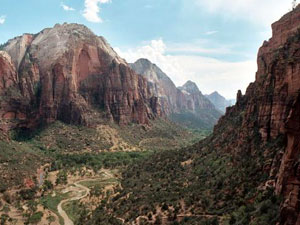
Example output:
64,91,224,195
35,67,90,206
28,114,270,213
1,23,162,130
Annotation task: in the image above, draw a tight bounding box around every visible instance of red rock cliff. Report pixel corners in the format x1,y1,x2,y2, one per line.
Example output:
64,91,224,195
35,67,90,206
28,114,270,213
211,6,300,225
0,23,161,129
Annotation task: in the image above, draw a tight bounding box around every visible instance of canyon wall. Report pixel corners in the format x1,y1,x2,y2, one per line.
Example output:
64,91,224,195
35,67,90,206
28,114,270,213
0,24,162,132
211,6,300,224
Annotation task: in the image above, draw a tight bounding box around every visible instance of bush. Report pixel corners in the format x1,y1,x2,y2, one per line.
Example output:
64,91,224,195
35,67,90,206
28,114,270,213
28,211,43,224
19,188,37,200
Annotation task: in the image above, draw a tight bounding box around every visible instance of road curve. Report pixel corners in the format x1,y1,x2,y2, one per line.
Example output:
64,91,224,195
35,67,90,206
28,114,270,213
57,170,116,225
57,181,90,225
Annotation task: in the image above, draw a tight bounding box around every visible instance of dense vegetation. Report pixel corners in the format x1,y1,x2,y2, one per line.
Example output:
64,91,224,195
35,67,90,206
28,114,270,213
0,118,202,190
83,134,283,225
0,103,283,225
170,109,221,131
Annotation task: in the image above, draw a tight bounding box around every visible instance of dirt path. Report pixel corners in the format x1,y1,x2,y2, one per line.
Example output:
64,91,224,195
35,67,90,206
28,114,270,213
57,170,116,225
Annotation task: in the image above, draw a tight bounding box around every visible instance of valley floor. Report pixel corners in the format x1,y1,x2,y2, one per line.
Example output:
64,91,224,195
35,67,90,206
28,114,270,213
0,168,119,225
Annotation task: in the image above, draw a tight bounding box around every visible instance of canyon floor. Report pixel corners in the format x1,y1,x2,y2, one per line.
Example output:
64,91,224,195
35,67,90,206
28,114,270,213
0,119,207,225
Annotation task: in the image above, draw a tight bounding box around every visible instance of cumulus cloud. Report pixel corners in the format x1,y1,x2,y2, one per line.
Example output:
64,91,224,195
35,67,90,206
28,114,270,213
0,16,6,25
61,3,75,11
194,0,291,27
83,0,111,23
115,39,257,99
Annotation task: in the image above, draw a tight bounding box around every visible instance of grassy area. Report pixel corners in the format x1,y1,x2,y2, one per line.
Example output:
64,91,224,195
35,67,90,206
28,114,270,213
79,178,118,188
11,119,203,154
0,139,47,189
114,119,203,151
51,151,154,172
1,118,207,189
170,109,221,130
40,192,70,225
63,201,83,224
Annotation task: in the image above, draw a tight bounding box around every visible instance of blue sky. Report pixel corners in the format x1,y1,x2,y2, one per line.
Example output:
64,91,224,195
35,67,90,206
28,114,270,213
0,0,293,98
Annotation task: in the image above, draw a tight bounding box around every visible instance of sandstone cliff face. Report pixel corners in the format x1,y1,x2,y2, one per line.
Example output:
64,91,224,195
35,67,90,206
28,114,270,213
130,59,222,129
0,51,29,133
0,24,161,130
130,58,179,115
210,6,300,225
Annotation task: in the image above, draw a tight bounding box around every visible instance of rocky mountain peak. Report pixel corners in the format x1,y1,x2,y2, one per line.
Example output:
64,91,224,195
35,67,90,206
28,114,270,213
130,58,169,81
205,91,232,113
134,58,153,67
5,23,125,72
210,91,221,96
179,80,201,95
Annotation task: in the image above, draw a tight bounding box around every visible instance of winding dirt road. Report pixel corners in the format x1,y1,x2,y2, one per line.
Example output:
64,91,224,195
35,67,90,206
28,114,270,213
57,170,116,225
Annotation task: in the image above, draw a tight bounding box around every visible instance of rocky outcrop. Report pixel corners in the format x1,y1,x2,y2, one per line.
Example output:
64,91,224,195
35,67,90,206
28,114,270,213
205,91,233,113
130,59,222,129
0,23,161,131
210,6,300,225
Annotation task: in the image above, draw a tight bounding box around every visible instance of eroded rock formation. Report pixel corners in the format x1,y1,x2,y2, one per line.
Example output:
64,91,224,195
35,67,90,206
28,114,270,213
0,23,162,131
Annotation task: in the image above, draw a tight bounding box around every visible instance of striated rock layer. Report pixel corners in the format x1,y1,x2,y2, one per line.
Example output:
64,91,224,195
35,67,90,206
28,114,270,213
210,6,300,225
130,59,222,129
0,23,161,132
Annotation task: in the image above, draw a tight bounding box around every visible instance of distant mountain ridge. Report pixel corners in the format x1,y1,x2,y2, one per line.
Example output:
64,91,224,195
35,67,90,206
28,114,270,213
130,59,222,129
205,91,233,112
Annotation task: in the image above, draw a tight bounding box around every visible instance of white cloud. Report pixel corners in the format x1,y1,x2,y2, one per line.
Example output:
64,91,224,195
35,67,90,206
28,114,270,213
116,39,257,99
167,41,232,55
0,16,6,25
61,3,75,11
205,30,218,35
194,0,292,27
83,0,111,23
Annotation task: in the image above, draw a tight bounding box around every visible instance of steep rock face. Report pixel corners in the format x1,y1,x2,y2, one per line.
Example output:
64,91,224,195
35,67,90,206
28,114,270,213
129,58,179,114
210,6,300,225
0,51,17,94
130,59,222,129
205,91,233,113
0,51,28,133
2,24,160,129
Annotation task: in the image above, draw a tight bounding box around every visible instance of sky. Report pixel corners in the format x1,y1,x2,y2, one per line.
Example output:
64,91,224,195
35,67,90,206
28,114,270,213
0,0,295,99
